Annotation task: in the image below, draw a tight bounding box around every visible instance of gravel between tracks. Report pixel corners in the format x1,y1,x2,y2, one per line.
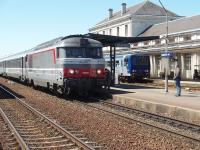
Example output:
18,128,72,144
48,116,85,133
0,77,200,150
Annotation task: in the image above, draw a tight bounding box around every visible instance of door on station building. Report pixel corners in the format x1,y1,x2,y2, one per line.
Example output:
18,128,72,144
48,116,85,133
155,55,161,78
184,53,192,79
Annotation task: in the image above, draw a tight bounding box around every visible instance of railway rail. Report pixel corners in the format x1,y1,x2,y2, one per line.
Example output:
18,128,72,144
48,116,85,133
78,98,200,143
0,85,101,150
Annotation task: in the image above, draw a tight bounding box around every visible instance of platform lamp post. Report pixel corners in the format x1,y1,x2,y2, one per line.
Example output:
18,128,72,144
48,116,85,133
159,0,169,93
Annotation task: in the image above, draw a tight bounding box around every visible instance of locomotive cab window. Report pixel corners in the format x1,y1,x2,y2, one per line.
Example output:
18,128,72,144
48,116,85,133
57,47,103,58
135,56,149,65
124,58,128,66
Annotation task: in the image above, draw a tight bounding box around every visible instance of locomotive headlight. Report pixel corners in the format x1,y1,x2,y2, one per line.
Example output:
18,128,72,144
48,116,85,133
69,69,75,74
132,70,136,73
97,69,102,74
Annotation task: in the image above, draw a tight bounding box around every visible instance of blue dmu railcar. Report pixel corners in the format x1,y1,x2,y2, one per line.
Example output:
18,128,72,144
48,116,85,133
105,54,150,82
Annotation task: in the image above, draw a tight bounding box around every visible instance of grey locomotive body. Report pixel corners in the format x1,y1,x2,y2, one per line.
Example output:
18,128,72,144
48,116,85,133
0,35,106,95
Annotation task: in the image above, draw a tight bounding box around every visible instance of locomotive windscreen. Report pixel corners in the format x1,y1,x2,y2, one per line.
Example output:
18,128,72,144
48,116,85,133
132,56,149,66
57,47,103,58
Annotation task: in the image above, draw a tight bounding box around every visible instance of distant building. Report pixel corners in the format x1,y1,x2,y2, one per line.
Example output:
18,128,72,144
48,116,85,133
89,0,200,80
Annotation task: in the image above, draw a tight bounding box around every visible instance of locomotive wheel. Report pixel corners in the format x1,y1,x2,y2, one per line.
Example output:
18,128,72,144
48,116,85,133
63,87,71,96
31,80,38,90
53,84,58,95
79,89,89,97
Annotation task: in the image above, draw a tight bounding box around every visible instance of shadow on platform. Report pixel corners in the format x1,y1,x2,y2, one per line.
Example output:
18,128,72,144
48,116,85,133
113,83,161,90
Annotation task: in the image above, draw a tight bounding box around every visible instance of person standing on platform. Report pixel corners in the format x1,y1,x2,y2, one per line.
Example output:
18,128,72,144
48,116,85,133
174,64,181,96
105,68,111,90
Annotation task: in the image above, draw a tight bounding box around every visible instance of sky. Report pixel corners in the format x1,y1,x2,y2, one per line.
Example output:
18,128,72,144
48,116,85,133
0,0,199,58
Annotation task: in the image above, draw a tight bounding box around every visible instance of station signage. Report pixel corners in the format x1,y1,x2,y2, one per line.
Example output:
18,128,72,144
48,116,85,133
161,52,173,58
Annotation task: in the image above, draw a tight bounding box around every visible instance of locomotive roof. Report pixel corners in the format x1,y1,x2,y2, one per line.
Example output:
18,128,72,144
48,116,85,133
33,35,102,51
0,35,102,61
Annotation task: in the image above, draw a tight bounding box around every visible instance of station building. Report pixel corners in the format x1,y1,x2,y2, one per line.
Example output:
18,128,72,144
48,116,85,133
89,0,200,80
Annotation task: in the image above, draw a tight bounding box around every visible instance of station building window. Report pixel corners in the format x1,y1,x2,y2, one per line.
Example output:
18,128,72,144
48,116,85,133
117,27,119,36
184,35,191,41
197,34,200,40
155,55,161,70
168,37,175,43
125,25,128,37
110,29,112,35
184,53,191,70
155,39,160,45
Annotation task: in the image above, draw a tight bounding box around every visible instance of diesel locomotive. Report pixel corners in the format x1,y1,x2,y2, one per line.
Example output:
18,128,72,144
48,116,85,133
0,35,106,95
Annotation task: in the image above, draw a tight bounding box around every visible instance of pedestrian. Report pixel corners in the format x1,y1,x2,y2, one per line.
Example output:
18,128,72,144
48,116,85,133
173,64,181,96
105,68,111,90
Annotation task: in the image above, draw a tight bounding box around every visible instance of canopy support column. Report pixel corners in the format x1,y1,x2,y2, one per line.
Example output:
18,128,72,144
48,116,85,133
110,45,116,86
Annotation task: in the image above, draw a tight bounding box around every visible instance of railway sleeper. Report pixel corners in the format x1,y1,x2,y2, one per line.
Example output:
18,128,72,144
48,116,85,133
72,133,84,137
27,139,70,145
6,145,21,150
17,127,39,131
15,125,36,128
78,137,88,141
20,134,44,138
18,130,42,135
29,143,77,149
28,140,73,147
69,131,84,134
25,135,65,142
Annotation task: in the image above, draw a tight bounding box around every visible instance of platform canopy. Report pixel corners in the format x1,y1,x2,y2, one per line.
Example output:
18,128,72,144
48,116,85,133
85,33,159,46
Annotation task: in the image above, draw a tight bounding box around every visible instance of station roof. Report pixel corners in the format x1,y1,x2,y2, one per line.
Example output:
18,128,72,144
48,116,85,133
140,15,200,36
85,33,159,46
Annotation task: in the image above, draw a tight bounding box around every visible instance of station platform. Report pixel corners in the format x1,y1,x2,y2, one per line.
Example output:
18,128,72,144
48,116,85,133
110,84,200,124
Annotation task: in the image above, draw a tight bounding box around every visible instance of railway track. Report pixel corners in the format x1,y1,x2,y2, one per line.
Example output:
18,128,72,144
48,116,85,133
78,98,200,143
0,85,102,150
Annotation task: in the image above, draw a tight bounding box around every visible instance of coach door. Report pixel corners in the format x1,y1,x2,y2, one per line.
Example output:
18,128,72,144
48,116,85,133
3,61,6,74
22,57,24,80
22,56,27,81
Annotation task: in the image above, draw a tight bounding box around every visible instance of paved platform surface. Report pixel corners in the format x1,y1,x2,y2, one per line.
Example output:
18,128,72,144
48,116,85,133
110,84,200,123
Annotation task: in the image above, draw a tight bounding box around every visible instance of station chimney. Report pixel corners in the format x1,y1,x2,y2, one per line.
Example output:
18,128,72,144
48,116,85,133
108,8,113,19
121,3,127,15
